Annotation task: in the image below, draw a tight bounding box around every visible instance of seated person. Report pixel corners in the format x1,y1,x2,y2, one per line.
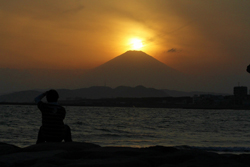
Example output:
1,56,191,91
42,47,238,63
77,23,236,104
34,89,72,144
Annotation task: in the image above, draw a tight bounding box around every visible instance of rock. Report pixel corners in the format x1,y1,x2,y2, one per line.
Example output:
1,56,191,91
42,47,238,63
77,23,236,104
0,142,21,155
1,142,250,167
62,157,150,167
22,141,100,152
0,150,66,167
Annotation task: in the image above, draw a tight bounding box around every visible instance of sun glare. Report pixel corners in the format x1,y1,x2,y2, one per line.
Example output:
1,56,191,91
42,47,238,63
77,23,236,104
130,38,144,50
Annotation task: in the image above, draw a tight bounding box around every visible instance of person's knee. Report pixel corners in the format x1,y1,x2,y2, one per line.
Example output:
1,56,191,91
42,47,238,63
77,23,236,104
46,138,63,142
64,124,72,142
39,126,43,131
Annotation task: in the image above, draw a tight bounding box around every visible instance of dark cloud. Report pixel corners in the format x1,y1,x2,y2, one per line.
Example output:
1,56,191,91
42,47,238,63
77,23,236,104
165,48,182,53
167,48,177,53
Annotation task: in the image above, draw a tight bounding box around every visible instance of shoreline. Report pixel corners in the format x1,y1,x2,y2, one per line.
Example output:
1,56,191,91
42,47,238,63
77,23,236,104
1,142,250,167
1,102,250,110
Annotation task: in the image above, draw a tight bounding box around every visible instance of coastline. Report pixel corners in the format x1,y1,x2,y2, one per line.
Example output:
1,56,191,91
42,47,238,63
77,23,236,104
1,102,250,110
1,142,250,167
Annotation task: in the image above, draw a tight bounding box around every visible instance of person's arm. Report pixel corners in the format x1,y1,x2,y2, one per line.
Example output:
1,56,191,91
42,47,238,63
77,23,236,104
34,92,47,104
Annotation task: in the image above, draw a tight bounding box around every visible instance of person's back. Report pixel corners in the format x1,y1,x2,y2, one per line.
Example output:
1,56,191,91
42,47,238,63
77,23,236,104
35,90,72,143
38,102,66,141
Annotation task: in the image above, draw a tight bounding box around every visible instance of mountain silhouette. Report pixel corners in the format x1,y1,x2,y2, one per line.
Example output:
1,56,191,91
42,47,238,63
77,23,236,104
0,86,168,102
80,51,189,90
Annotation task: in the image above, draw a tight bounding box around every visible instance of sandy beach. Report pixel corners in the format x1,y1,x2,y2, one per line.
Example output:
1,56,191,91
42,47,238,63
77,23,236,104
1,142,250,167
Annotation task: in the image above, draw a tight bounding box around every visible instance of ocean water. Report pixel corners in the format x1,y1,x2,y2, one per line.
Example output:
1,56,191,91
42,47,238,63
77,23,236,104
1,105,250,153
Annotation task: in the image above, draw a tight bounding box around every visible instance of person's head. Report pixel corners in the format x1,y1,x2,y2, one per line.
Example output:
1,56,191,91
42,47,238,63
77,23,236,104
46,89,59,102
247,64,250,73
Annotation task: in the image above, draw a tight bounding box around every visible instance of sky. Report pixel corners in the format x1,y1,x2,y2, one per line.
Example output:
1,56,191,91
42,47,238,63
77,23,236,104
1,0,250,94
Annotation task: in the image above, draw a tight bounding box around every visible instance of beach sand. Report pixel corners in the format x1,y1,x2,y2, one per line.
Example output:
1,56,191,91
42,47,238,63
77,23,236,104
1,142,250,167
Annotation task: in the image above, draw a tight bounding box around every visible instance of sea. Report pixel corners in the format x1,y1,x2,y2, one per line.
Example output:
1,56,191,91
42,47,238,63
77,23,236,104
1,105,250,154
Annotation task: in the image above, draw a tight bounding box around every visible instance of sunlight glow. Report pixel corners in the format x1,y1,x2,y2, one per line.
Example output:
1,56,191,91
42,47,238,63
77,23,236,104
130,38,144,50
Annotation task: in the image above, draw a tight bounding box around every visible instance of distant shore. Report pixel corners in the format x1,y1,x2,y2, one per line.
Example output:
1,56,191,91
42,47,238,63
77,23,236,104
1,142,250,167
1,101,250,110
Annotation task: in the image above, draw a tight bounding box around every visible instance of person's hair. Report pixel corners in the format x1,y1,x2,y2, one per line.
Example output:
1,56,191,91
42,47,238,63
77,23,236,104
46,89,59,102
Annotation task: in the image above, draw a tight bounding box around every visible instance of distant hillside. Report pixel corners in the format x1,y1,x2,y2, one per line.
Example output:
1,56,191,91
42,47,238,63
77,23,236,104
0,86,168,103
0,85,230,103
0,90,41,103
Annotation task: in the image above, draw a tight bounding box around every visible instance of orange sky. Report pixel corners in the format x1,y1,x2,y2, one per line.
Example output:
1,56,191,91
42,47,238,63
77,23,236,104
1,0,250,93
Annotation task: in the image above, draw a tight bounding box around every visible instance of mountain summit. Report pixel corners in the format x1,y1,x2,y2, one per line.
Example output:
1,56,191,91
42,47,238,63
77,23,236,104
95,51,180,74
81,51,189,90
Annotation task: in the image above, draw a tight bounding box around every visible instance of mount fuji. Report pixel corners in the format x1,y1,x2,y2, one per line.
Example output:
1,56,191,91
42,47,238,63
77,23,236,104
80,51,190,90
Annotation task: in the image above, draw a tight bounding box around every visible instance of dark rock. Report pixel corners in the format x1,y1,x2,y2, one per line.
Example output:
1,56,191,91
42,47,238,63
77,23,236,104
0,142,21,155
0,150,65,167
62,157,151,167
22,142,100,152
1,142,250,167
147,145,179,154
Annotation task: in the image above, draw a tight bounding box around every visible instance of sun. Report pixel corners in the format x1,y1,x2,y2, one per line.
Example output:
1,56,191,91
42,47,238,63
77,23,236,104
130,38,144,50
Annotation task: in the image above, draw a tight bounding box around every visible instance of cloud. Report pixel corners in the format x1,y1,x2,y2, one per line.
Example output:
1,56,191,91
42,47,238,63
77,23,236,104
0,0,250,93
167,48,177,53
62,5,84,14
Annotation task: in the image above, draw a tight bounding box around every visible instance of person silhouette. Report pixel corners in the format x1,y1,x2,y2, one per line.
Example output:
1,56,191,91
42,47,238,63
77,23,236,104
35,89,72,144
247,64,250,73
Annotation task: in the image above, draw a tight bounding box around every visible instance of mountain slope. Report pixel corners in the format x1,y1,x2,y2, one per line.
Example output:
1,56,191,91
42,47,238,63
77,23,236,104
81,51,188,90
